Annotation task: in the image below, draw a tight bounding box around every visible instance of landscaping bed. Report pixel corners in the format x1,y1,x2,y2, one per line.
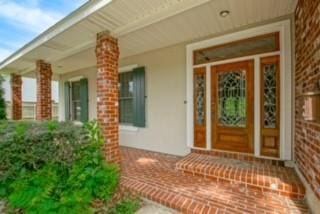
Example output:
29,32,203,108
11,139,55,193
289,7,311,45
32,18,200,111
0,120,140,214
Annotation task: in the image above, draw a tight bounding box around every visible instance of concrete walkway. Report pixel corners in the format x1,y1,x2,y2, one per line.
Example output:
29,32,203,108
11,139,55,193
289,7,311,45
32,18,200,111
0,201,5,214
137,200,176,214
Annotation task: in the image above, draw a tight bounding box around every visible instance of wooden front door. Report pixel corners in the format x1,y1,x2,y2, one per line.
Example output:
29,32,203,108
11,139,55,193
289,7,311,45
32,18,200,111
211,60,254,153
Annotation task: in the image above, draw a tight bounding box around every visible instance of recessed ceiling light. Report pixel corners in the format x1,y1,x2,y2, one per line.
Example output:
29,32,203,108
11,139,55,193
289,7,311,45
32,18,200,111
220,10,230,18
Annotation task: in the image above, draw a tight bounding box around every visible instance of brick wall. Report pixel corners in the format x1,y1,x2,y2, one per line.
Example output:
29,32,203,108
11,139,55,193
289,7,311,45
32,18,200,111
36,60,52,120
295,0,320,199
11,74,22,120
95,32,121,164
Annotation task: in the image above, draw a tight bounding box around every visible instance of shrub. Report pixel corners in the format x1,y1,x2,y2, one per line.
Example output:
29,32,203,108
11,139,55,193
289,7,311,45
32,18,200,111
0,120,120,213
0,120,87,197
0,75,6,120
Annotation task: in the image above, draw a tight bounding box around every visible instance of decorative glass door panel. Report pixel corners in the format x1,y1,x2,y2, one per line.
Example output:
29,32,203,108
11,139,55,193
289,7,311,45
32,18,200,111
194,67,206,148
218,71,247,127
260,56,280,157
211,60,254,153
263,64,277,128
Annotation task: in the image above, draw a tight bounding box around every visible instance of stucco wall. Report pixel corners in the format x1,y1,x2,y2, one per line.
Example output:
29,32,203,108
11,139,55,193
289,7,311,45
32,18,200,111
119,44,189,156
59,44,190,156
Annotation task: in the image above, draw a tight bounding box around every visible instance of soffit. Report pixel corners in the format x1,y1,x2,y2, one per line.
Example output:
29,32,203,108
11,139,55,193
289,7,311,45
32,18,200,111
0,0,297,75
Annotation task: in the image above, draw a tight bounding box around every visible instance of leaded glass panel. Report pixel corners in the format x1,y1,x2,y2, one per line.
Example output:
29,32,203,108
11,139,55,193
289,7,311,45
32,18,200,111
263,64,277,128
195,73,205,125
218,71,246,127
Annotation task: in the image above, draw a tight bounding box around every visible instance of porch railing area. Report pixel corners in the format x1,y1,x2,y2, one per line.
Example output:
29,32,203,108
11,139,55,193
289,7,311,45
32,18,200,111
5,101,59,120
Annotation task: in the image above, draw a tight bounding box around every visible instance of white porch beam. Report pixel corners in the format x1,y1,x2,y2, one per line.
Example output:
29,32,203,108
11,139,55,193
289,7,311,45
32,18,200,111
47,41,95,63
112,0,211,36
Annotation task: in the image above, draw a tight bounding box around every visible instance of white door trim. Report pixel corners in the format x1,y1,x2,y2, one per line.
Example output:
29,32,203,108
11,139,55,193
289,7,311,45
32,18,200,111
186,19,292,160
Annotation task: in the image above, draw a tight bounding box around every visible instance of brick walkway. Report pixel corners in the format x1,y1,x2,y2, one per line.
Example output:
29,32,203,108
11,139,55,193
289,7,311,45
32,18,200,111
120,147,309,213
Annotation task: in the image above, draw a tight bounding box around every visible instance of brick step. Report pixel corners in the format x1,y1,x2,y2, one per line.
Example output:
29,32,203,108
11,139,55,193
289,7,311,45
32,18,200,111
121,175,308,214
175,153,305,200
121,177,215,213
121,147,308,213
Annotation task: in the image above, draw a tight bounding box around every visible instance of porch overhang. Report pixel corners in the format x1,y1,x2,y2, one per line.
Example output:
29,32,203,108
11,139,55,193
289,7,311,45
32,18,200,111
0,0,297,76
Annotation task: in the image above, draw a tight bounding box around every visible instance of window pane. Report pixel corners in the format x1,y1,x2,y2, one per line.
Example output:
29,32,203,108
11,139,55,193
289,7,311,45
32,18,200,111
263,64,277,128
120,99,133,124
72,82,81,100
72,100,81,121
71,81,81,121
218,71,246,127
120,72,133,97
194,32,279,65
119,72,133,124
194,71,206,125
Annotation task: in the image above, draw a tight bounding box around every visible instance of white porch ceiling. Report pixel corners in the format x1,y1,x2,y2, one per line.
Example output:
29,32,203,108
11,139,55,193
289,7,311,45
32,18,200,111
0,0,297,75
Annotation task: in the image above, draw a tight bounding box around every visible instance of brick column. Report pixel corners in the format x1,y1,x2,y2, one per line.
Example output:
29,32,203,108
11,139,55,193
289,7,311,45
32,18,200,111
95,31,121,164
36,60,52,120
11,74,22,120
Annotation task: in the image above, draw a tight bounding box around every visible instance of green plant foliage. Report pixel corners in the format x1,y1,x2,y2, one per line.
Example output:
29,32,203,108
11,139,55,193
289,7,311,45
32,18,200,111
0,120,120,214
0,121,87,197
8,164,60,212
0,75,6,120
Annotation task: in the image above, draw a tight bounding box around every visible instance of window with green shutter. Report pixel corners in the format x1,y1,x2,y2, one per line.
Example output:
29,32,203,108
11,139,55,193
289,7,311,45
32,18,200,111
64,78,89,122
64,82,70,121
80,78,89,123
119,72,133,124
119,67,145,127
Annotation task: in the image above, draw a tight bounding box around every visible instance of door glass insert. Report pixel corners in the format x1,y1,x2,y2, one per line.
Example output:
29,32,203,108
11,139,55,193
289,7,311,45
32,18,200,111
263,64,277,128
218,71,246,127
195,73,206,125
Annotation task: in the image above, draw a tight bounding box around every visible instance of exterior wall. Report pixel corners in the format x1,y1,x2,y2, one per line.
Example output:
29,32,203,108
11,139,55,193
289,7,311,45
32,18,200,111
295,0,320,204
58,67,97,121
58,43,190,156
58,20,293,158
119,44,189,156
6,101,59,120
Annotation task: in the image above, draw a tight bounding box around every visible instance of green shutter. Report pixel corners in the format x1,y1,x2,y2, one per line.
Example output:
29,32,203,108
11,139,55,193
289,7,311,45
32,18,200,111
64,82,70,121
132,67,146,127
80,78,89,123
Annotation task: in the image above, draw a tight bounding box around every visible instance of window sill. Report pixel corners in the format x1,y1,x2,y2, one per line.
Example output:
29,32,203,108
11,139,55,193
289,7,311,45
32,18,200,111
72,121,83,126
120,125,139,132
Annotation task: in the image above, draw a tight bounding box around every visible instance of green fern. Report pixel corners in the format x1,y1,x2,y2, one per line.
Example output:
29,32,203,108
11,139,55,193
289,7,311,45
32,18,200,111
9,164,59,212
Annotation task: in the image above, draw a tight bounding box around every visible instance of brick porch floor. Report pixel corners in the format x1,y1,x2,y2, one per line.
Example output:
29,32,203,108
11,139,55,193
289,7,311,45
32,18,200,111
120,147,309,213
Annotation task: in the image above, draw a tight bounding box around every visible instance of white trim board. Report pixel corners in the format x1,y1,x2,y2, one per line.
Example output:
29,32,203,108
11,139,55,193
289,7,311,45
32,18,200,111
0,0,113,70
119,64,138,73
186,19,292,160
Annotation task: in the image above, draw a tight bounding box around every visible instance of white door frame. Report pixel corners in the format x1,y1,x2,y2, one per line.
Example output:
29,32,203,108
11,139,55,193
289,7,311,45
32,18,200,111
186,19,292,160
